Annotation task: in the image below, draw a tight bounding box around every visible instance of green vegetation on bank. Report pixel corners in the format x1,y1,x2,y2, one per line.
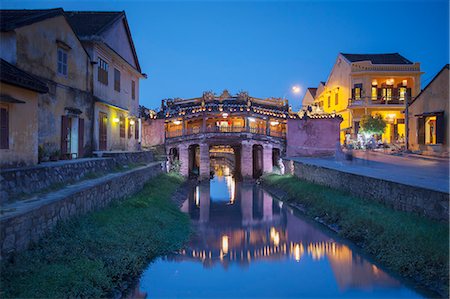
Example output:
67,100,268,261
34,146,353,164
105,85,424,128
262,174,449,297
0,173,191,298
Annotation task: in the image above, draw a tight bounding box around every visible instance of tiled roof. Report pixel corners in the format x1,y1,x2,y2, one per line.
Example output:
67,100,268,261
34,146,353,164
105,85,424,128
65,11,123,37
341,53,413,65
0,59,48,93
307,88,317,98
0,8,63,31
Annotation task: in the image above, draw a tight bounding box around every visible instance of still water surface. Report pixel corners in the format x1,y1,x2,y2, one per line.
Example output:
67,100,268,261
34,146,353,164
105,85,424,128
137,171,422,298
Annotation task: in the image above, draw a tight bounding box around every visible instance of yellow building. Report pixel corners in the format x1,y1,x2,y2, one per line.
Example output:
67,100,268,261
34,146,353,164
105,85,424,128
408,64,449,157
66,11,146,152
0,59,48,167
1,9,94,160
305,53,422,144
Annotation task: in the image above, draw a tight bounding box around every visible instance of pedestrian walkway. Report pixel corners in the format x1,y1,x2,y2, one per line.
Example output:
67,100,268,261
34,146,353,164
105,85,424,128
289,151,449,193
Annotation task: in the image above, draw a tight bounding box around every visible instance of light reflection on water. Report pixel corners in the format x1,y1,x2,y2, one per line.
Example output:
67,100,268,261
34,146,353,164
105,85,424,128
136,168,422,298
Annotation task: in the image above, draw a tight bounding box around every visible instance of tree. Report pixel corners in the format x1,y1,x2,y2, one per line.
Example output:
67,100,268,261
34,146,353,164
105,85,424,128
359,114,387,136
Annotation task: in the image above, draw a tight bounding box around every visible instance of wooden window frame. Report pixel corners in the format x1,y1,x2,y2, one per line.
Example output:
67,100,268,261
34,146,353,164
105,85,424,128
114,68,121,92
119,116,125,138
0,106,9,149
98,58,109,85
57,47,68,76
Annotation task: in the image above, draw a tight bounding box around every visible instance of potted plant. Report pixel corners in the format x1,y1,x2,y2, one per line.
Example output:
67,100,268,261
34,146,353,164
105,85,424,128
50,150,60,161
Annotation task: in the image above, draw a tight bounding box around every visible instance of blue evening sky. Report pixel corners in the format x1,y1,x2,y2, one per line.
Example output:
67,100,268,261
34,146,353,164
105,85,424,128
1,0,448,110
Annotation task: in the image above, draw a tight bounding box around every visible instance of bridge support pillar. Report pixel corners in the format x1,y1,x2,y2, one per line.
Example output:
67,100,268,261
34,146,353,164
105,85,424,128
263,144,273,174
241,140,253,179
179,144,189,177
199,143,210,180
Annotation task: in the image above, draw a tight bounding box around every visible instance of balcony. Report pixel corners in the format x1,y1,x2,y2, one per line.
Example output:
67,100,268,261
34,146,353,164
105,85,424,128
165,125,286,139
348,96,407,108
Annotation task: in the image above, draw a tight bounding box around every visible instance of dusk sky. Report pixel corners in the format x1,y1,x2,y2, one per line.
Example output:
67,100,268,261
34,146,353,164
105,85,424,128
1,0,449,110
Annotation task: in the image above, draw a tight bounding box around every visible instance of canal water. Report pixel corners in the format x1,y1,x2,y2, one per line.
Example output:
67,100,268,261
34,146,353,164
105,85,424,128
136,167,423,298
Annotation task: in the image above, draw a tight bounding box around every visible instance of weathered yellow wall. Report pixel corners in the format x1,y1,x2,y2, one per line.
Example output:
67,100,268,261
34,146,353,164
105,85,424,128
0,83,39,167
13,16,93,155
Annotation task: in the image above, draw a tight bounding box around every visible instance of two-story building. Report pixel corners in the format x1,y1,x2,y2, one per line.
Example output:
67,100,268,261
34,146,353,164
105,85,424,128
304,53,422,144
1,9,94,161
66,11,146,152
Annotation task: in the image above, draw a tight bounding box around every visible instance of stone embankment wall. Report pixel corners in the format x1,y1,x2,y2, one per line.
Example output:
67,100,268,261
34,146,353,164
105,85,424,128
0,162,163,259
1,151,154,203
291,160,449,222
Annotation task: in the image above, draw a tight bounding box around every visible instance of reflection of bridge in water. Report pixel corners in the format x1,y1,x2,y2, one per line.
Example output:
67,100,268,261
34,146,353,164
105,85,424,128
175,173,401,291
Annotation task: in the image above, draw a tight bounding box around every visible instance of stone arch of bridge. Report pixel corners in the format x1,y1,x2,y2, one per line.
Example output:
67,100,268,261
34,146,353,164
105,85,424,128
168,137,283,180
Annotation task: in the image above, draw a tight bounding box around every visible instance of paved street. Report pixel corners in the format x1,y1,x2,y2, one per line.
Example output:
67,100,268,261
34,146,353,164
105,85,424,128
290,151,449,193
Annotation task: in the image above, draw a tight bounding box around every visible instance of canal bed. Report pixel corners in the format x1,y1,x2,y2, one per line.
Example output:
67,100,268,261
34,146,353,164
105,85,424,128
135,171,424,298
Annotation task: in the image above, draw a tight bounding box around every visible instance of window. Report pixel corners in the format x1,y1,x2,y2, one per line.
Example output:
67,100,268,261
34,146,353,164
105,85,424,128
98,58,108,85
57,48,68,76
114,68,121,92
131,80,136,100
334,93,338,105
425,116,437,144
0,107,9,149
399,87,407,101
353,83,362,100
381,87,393,101
327,96,331,108
371,86,377,100
119,116,125,138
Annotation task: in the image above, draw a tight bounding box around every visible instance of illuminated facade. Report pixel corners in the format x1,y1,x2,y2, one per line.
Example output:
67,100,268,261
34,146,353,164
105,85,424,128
408,64,449,156
160,90,295,179
305,53,422,144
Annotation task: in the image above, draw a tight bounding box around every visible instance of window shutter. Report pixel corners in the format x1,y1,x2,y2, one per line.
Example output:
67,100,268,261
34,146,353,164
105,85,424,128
393,88,398,101
377,88,382,100
406,88,412,103
436,114,445,144
135,120,139,140
0,108,9,149
78,118,84,158
351,88,355,99
417,117,425,144
61,115,69,156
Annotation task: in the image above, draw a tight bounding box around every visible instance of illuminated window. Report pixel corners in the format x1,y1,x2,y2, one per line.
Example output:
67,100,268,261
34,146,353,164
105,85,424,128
353,83,362,100
371,86,377,100
327,96,331,108
425,116,437,144
399,87,407,101
381,87,392,101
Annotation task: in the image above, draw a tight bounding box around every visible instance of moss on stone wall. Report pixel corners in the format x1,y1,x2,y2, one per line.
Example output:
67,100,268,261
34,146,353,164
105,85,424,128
0,173,191,298
262,174,449,298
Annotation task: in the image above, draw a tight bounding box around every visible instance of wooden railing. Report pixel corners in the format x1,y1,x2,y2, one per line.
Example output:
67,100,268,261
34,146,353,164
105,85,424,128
165,126,286,139
348,96,408,107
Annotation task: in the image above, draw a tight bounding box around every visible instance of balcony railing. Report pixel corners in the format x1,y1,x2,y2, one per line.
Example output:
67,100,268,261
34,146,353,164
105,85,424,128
348,96,407,107
165,126,286,139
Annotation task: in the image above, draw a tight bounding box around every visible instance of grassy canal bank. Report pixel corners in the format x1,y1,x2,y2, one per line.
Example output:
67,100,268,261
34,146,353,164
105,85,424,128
262,174,449,298
0,173,191,298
